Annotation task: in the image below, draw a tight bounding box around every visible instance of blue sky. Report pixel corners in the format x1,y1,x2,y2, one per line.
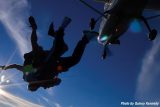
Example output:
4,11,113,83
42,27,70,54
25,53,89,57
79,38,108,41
0,0,160,107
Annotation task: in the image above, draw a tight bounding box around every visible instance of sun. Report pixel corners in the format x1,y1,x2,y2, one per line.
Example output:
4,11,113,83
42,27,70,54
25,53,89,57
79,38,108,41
0,89,5,95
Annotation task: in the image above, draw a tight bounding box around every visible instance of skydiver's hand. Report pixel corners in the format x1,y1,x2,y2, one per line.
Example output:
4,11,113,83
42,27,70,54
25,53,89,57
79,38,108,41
0,66,6,70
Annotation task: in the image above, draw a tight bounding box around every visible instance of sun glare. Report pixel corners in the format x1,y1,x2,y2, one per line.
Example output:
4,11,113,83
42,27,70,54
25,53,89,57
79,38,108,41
0,89,5,95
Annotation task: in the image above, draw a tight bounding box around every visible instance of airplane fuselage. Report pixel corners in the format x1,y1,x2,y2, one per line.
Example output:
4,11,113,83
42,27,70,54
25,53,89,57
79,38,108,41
98,0,148,45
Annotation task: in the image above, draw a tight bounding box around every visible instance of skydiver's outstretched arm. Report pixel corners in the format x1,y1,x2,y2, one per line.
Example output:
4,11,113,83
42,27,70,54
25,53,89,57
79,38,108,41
4,64,23,72
58,35,89,69
0,66,5,69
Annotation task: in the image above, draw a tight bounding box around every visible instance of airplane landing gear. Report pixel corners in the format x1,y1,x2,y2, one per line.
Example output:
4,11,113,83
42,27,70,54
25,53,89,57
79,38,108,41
140,16,157,41
102,46,107,60
101,45,112,60
90,18,96,30
149,29,157,41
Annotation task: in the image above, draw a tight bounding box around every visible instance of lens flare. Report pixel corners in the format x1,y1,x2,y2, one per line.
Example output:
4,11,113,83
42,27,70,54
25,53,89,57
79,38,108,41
0,89,5,95
0,75,5,82
101,36,108,41
97,35,108,45
130,20,141,33
0,75,11,85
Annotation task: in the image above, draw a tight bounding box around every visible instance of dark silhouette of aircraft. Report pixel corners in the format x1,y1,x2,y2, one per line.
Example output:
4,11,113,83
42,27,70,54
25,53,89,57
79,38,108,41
80,0,160,59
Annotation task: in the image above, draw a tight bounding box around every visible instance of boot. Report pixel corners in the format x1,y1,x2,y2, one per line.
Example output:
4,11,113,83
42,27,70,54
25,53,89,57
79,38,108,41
29,16,37,30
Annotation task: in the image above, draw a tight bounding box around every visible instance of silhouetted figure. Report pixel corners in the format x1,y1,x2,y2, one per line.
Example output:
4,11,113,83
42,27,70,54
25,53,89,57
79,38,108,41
3,64,61,89
3,16,98,91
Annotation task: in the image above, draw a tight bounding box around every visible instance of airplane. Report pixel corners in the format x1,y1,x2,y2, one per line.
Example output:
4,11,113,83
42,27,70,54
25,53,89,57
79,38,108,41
80,0,160,59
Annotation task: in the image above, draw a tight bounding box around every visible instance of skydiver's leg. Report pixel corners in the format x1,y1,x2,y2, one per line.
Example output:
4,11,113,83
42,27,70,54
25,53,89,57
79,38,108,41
48,22,55,37
53,28,68,56
59,35,89,69
24,16,43,67
47,28,68,61
47,17,72,59
29,16,41,52
31,29,39,51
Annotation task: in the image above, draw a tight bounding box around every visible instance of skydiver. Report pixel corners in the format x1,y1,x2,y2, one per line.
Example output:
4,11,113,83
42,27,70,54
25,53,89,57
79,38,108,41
2,16,67,90
3,16,98,91
2,64,61,89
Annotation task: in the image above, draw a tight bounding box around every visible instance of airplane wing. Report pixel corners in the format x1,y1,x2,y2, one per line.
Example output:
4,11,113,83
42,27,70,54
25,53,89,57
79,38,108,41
95,0,160,10
95,0,115,5
146,0,160,10
95,0,110,3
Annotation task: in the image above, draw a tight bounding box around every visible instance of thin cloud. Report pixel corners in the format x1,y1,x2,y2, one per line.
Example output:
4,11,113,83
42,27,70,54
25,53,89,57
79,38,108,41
135,35,160,100
41,96,62,107
0,0,31,93
0,1,60,107
0,0,31,56
0,89,43,107
54,103,61,107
